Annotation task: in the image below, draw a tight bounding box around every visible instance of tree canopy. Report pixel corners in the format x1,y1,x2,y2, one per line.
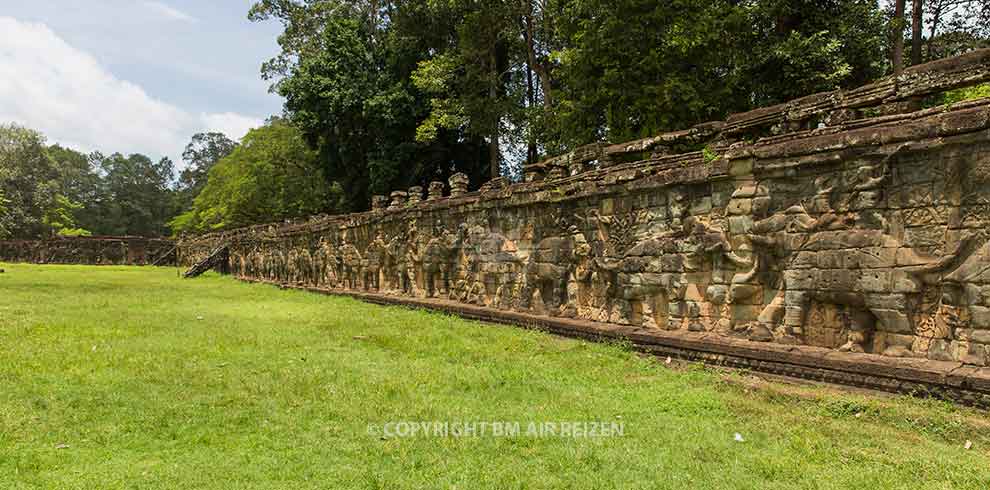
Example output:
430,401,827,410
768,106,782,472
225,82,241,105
1,125,182,239
250,0,897,209
169,120,343,234
0,124,70,239
175,132,239,214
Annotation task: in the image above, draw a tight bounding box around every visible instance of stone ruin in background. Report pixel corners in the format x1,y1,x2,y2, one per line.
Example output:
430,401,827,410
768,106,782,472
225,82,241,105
0,236,176,266
180,49,990,372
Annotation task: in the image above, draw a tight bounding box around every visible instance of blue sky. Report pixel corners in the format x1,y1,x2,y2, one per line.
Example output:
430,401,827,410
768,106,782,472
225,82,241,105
0,1,285,167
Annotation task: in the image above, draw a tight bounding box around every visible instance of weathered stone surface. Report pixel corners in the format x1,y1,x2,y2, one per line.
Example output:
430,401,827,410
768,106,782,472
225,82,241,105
179,49,990,374
407,186,423,205
0,236,175,266
371,195,388,211
449,173,469,197
427,181,445,201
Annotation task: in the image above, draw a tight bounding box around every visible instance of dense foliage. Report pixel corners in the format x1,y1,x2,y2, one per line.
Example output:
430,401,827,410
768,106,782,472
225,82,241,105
250,0,894,207
0,124,65,239
169,120,343,234
1,125,184,239
174,132,239,214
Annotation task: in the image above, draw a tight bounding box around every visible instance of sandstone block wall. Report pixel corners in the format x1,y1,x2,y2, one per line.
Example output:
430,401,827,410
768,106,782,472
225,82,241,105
0,236,176,266
180,50,990,368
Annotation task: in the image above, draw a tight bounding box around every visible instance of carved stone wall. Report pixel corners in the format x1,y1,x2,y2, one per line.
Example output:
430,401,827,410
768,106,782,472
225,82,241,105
180,50,990,368
0,236,176,266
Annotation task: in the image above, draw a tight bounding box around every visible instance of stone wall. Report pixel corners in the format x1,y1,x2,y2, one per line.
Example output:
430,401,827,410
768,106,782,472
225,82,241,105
180,50,990,369
0,236,176,266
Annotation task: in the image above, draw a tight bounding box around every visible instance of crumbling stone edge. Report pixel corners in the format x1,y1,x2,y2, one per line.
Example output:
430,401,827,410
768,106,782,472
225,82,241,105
237,275,990,409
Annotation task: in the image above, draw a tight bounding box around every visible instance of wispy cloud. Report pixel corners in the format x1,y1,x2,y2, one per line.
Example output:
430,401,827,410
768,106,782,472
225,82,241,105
142,1,198,23
0,17,263,167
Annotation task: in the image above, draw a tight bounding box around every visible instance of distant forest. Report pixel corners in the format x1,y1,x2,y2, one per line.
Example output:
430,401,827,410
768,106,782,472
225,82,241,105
3,0,990,239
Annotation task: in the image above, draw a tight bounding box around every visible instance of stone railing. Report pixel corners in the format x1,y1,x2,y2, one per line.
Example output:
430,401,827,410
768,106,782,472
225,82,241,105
0,236,176,266
180,49,990,379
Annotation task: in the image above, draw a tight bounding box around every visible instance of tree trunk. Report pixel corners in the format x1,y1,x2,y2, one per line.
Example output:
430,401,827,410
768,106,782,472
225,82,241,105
525,44,538,165
912,0,924,65
893,0,906,75
489,49,500,180
523,1,553,108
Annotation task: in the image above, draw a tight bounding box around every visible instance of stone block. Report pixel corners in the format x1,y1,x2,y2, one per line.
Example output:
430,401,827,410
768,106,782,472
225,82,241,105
371,195,388,211
707,284,728,303
690,197,712,215
873,309,914,335
892,270,922,293
971,306,990,329
731,185,758,198
957,341,989,366
388,191,408,210
928,339,955,361
407,186,424,204
428,181,445,200
729,284,761,304
818,250,843,269
857,271,892,293
895,247,929,267
728,216,753,234
971,329,990,344
792,251,817,269
728,159,754,177
849,247,896,269
726,198,752,216
787,270,820,290
731,304,762,323
449,173,469,197
865,294,907,311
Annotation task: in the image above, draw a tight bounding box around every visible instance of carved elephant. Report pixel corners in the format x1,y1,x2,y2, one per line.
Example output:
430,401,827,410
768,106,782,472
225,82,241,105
596,222,739,330
524,234,577,315
749,223,986,355
419,228,463,298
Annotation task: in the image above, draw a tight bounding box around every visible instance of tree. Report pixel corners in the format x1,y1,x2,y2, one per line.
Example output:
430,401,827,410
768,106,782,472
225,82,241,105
254,0,891,204
0,188,8,239
170,120,343,234
251,0,495,210
42,194,89,237
550,0,888,145
899,0,990,62
0,124,62,238
912,0,924,65
93,153,175,237
176,132,238,212
47,144,101,235
894,0,907,73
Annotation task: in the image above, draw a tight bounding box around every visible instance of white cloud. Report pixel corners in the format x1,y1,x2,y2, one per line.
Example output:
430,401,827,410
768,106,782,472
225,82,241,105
142,1,198,23
0,17,263,168
199,112,263,141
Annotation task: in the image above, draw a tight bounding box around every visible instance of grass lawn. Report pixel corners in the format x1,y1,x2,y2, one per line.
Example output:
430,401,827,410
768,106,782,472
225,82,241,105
0,263,988,489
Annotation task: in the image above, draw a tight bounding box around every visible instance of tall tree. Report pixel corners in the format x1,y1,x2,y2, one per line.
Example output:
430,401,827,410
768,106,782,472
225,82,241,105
254,0,890,205
0,188,6,239
251,0,493,210
47,144,101,235
176,132,238,212
551,0,887,145
93,153,175,237
0,124,62,238
894,0,907,74
912,0,924,65
171,120,342,233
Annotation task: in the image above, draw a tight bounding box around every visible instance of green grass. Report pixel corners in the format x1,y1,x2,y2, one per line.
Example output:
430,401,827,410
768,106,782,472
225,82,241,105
0,264,988,489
